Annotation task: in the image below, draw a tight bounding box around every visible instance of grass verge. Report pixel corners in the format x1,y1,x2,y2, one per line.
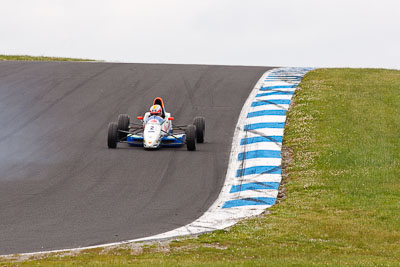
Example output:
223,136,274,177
0,54,95,61
1,68,399,266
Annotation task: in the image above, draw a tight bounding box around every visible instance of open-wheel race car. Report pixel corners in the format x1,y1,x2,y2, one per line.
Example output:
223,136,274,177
107,97,205,151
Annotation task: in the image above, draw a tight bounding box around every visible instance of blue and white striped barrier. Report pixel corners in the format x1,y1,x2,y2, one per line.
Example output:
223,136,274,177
220,67,313,211
10,67,313,256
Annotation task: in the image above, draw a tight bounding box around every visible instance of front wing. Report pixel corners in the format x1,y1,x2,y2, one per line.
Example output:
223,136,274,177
126,134,186,147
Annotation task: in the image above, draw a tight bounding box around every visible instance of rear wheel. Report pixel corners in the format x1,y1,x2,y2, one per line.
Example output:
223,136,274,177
117,114,130,140
193,116,205,143
107,122,118,148
186,125,196,151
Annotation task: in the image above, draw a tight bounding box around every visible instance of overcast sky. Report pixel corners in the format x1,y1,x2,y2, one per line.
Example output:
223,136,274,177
1,0,399,68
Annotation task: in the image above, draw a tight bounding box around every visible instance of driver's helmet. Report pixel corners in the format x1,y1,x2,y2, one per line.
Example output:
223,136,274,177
149,104,162,116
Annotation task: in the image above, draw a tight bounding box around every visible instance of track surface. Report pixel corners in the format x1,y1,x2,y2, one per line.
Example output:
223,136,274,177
0,61,270,254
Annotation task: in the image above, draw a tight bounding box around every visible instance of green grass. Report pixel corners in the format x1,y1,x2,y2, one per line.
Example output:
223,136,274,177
0,54,95,61
1,68,399,266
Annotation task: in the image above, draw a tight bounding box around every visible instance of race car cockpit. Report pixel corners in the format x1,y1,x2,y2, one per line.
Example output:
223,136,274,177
153,97,166,118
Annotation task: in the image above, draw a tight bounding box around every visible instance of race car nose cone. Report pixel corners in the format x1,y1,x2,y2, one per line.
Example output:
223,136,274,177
143,122,161,149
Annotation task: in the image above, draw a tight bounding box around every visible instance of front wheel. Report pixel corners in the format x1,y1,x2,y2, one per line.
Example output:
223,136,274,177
107,122,118,148
186,125,196,151
117,114,130,140
193,116,205,143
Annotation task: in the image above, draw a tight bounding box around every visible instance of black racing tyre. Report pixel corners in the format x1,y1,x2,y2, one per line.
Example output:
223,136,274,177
117,114,130,140
193,116,205,143
186,125,196,151
107,122,118,149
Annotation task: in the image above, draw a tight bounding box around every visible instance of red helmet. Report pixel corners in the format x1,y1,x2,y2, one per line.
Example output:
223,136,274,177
150,104,162,116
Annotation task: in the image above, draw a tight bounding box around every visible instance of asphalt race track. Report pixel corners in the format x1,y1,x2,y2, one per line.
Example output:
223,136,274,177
0,61,271,254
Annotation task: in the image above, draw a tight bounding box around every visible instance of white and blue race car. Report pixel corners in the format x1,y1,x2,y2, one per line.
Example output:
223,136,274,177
107,97,205,151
